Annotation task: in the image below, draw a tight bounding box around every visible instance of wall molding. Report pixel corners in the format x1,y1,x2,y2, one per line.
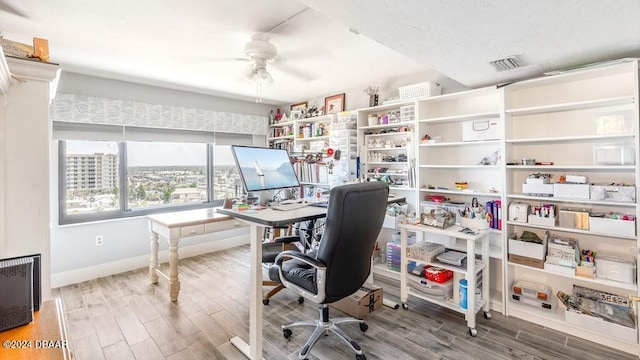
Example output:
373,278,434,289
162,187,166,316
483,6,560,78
50,93,268,135
51,234,249,288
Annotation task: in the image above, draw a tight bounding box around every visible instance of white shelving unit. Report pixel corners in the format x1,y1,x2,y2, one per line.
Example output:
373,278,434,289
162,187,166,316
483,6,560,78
502,60,640,355
415,86,505,312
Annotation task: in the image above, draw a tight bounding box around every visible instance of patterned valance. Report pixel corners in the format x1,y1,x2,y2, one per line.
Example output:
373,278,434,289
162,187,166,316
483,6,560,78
50,93,268,135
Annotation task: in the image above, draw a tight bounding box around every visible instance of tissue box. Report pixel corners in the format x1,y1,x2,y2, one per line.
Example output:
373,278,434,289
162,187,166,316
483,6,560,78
522,183,554,196
553,183,590,199
589,184,635,202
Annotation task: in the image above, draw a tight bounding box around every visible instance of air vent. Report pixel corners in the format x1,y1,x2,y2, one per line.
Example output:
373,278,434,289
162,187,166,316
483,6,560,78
489,56,524,72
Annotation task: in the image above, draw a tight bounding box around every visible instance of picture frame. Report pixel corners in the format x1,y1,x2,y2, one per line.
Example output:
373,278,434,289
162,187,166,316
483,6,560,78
290,101,307,111
290,109,303,120
324,93,345,114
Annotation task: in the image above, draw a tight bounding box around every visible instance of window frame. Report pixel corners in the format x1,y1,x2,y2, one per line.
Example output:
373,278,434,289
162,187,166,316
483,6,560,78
58,140,226,225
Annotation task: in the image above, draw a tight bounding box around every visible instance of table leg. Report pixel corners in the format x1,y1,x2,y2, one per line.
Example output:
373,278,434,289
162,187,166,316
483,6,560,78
168,237,181,302
230,224,264,359
149,230,159,284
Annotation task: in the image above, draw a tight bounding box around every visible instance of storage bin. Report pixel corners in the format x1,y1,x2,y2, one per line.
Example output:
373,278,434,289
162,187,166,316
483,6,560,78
553,183,590,199
508,254,544,269
406,242,445,262
462,118,501,142
559,208,590,229
424,266,454,283
527,214,557,227
589,213,636,237
460,217,490,230
589,184,636,202
597,253,636,284
593,110,634,135
593,141,635,165
522,183,554,197
398,82,441,100
565,310,637,343
508,233,547,260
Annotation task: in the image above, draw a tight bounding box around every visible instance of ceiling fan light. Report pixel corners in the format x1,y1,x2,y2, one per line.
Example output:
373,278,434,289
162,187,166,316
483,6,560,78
255,68,273,85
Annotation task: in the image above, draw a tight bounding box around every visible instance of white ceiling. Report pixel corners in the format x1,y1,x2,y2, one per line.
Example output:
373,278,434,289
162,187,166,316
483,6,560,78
1,0,639,105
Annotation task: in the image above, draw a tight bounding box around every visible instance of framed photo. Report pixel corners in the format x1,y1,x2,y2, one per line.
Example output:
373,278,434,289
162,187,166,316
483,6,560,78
324,93,345,114
290,101,307,111
290,109,303,120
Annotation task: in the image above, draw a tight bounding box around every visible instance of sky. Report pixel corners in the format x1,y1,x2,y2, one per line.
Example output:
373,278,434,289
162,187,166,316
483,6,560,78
67,140,237,166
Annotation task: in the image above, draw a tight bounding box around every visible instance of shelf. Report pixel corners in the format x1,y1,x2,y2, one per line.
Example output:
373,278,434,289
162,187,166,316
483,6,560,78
268,135,295,141
372,262,401,281
406,282,487,314
360,121,415,131
296,135,330,141
507,193,637,208
366,146,409,151
505,220,637,240
419,140,500,147
389,186,416,191
365,131,413,139
506,165,635,171
359,100,416,113
420,188,501,197
366,172,408,177
300,182,330,187
407,257,486,275
419,111,500,124
367,161,409,165
505,133,634,144
419,165,501,169
269,120,295,128
297,114,335,123
508,262,638,291
505,96,635,116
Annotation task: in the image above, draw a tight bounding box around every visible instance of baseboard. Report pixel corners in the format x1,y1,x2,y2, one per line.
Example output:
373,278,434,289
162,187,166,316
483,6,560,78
51,234,249,288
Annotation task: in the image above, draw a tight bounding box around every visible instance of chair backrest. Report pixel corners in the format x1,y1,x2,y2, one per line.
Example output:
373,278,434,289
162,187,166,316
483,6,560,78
316,182,389,303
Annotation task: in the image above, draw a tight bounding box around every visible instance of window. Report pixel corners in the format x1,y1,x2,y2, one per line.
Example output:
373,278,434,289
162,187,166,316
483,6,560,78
59,140,246,224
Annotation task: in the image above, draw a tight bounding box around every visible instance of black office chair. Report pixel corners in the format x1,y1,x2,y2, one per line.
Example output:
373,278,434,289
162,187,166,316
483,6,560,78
270,182,389,360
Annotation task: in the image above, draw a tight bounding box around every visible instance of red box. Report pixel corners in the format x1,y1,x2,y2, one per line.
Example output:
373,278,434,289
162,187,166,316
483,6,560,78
424,266,453,283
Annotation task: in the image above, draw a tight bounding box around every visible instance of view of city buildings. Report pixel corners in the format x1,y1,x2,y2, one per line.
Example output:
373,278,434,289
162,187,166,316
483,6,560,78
65,151,240,214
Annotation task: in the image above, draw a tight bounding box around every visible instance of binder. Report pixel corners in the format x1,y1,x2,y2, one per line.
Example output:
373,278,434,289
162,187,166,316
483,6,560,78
486,201,494,228
491,201,498,229
496,200,502,230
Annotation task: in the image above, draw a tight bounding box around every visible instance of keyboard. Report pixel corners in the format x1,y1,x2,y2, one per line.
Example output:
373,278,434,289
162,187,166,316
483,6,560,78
271,202,308,211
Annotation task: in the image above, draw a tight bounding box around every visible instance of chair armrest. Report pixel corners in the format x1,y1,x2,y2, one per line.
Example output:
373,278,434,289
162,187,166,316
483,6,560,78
273,235,301,244
274,251,327,303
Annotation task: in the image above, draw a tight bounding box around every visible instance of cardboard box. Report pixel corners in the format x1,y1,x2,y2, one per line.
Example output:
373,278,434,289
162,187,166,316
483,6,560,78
462,118,501,142
508,254,544,269
553,183,590,199
508,233,547,260
330,285,383,319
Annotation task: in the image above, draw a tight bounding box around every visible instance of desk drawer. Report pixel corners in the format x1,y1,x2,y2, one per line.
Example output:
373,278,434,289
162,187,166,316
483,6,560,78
205,219,244,233
181,224,205,237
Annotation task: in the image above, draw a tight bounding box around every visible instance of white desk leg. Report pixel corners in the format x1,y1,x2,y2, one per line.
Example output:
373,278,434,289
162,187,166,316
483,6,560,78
168,236,181,302
400,228,408,307
466,236,476,330
231,224,264,360
149,229,159,284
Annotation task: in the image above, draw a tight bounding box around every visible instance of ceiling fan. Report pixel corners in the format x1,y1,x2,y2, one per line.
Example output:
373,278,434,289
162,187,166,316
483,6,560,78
242,33,278,87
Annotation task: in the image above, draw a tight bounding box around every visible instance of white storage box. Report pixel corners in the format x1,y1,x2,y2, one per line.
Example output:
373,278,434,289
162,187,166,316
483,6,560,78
544,261,576,275
508,233,547,260
593,141,635,165
565,311,637,343
398,82,441,100
527,214,557,227
406,242,445,262
596,253,636,284
522,183,554,197
589,214,636,237
460,217,490,230
462,118,501,142
553,183,590,199
589,184,636,202
594,110,634,135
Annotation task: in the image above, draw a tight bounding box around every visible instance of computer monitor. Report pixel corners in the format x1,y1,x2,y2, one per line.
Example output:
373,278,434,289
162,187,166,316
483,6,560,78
231,145,300,197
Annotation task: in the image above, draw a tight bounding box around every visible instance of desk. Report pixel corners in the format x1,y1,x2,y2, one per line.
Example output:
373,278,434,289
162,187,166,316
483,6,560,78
0,298,72,360
216,206,327,360
147,208,242,302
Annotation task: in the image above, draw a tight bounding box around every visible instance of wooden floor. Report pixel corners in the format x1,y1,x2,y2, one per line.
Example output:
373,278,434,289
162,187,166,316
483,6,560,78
53,245,636,360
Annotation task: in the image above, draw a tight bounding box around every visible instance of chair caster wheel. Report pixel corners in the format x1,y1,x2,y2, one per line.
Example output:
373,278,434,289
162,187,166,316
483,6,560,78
402,303,408,310
262,299,269,305
484,311,492,319
283,328,292,339
359,323,368,332
469,327,477,337
298,296,304,304
356,354,367,360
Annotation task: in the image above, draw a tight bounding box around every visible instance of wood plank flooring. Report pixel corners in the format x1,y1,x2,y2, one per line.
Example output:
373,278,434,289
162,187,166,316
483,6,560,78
53,245,636,360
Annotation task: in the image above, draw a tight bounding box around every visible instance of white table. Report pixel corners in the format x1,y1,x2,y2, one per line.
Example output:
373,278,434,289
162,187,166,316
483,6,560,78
147,208,241,302
216,205,327,360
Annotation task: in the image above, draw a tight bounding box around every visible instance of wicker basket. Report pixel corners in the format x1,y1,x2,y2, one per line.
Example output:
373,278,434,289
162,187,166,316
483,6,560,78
399,82,442,100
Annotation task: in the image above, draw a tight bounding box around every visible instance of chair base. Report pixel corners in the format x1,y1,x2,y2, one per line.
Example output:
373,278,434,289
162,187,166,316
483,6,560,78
282,304,367,359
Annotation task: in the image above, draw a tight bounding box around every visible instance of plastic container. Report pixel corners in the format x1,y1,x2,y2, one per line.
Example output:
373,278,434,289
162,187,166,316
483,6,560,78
459,279,468,310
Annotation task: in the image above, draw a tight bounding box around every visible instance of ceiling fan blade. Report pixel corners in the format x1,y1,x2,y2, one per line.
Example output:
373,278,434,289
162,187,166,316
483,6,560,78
0,1,29,18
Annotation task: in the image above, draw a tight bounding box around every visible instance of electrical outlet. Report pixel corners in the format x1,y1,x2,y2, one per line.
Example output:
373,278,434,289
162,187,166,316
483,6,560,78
95,235,104,246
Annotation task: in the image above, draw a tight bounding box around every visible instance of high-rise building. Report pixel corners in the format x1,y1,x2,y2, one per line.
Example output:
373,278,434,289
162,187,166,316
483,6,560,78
66,153,118,191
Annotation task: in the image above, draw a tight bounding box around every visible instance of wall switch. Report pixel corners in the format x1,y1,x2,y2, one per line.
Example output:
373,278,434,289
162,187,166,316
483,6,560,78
96,235,104,246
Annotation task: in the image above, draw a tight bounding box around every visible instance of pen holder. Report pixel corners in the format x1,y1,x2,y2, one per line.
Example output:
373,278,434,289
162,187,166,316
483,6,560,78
460,217,490,230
